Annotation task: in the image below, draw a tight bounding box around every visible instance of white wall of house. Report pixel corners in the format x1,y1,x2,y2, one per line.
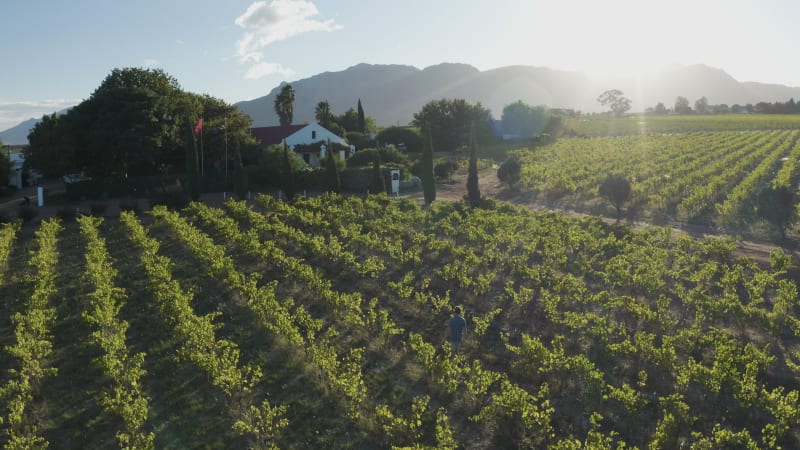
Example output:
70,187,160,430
8,153,25,188
285,123,346,168
284,123,346,148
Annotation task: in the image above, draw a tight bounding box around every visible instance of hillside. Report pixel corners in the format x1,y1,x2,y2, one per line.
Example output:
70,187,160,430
1,196,799,448
235,63,800,127
0,117,40,146
0,108,71,145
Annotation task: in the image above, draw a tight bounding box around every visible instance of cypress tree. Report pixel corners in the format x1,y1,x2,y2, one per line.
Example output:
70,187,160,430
325,147,341,193
466,121,481,206
280,142,296,201
357,98,365,133
421,123,436,205
370,151,385,194
185,120,201,200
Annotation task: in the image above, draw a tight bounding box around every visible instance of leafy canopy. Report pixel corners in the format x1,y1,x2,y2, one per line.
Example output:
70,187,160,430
412,99,493,151
599,173,631,222
501,101,549,138
597,89,632,116
25,67,255,178
497,156,522,189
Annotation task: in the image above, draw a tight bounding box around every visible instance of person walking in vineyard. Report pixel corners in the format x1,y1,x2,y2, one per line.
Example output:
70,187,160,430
443,306,467,356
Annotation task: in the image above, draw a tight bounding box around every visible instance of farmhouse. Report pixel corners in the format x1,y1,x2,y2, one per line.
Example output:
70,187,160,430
249,123,347,167
5,146,40,188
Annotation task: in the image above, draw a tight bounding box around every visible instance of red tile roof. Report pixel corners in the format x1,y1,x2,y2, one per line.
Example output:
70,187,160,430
249,125,305,146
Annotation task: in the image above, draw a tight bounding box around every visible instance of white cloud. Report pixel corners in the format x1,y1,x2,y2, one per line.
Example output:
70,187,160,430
144,59,159,67
244,62,295,80
234,0,341,66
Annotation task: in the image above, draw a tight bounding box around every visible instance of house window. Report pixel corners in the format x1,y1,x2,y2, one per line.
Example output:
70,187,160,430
312,130,317,139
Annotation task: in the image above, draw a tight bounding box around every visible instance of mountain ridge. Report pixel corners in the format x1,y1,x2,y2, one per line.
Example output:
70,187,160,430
0,117,43,146
0,108,71,145
235,62,800,128
5,63,800,144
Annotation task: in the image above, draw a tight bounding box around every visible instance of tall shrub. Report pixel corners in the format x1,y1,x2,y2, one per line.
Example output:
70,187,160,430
466,122,481,205
370,152,385,194
325,149,341,194
280,143,296,201
421,124,436,205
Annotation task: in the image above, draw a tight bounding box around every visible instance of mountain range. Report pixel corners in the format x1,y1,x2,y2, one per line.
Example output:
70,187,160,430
4,63,800,145
235,63,800,127
0,117,45,146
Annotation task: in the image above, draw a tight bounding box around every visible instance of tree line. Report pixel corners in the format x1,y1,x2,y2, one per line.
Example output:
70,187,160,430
20,67,565,208
26,68,255,181
651,96,800,115
596,88,800,116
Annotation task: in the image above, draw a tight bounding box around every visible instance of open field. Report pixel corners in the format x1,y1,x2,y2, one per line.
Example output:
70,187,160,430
1,195,799,448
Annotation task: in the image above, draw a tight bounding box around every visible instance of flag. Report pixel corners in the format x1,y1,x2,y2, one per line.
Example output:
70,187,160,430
194,118,203,135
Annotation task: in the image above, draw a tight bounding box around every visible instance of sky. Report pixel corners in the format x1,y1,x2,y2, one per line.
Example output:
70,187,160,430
2,0,800,132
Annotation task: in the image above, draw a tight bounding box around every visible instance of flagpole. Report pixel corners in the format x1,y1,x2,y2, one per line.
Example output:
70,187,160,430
224,116,228,181
200,115,204,177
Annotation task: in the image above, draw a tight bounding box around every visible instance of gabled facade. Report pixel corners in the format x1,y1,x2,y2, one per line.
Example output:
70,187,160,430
6,147,40,188
249,123,347,167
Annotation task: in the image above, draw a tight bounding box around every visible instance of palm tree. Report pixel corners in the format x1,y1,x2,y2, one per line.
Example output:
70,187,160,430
315,100,334,127
274,84,296,127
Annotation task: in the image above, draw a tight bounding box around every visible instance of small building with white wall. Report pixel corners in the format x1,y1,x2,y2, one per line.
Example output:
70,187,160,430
249,123,347,167
6,147,40,188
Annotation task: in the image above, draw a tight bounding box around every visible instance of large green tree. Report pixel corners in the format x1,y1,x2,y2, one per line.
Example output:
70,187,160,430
76,68,187,176
191,94,256,178
597,89,632,116
25,68,254,179
411,99,493,151
674,96,691,114
0,141,11,184
315,100,335,128
24,68,193,178
376,127,422,152
694,96,709,114
274,83,296,127
25,113,77,177
501,101,549,138
336,107,376,134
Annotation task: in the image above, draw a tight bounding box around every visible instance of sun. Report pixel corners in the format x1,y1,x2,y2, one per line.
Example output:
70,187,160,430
523,0,701,79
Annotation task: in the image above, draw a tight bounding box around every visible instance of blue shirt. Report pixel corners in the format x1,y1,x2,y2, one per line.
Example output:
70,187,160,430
448,315,467,342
